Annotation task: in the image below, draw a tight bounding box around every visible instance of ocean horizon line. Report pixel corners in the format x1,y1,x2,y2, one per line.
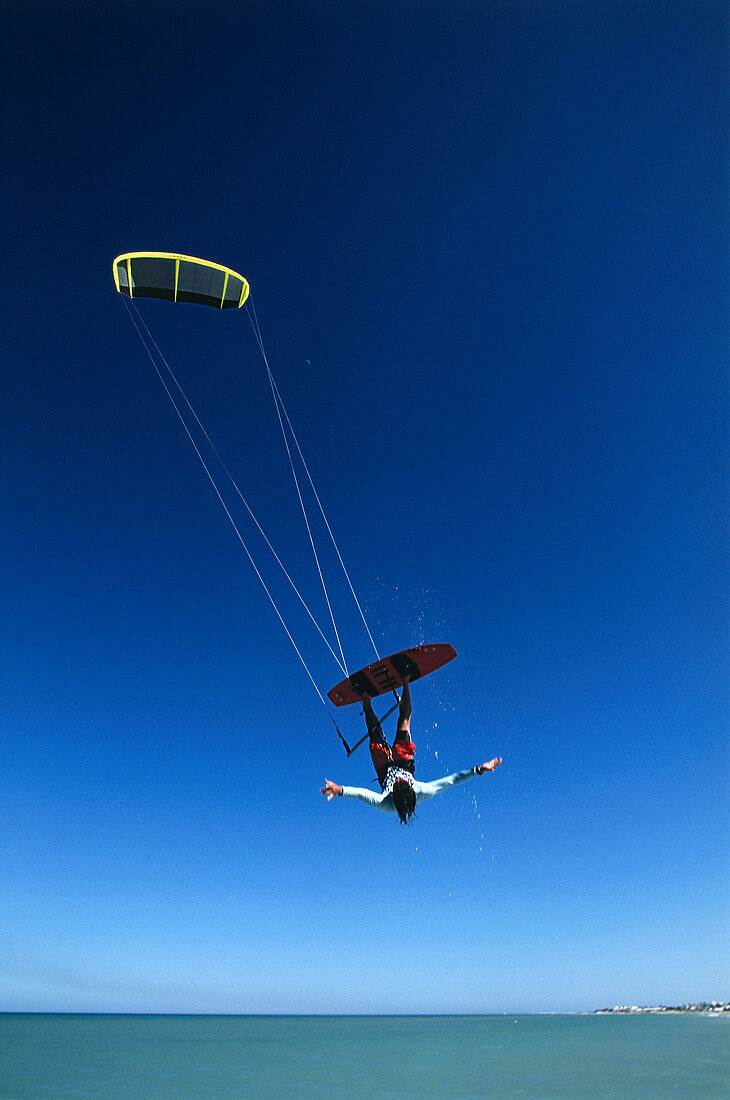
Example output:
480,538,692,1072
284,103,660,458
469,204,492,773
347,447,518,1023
3,1007,727,1018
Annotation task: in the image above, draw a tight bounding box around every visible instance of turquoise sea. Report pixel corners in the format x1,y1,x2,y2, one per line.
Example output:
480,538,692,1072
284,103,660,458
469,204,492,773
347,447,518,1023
0,1013,727,1099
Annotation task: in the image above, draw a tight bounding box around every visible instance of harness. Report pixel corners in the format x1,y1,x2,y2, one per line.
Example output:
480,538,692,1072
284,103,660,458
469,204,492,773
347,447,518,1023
378,763,415,793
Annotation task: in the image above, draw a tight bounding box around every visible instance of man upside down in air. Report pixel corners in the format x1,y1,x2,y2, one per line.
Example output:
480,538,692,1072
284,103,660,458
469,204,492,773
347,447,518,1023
320,676,501,824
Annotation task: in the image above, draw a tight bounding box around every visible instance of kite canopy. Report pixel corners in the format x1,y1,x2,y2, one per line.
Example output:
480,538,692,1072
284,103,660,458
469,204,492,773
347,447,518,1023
113,252,249,309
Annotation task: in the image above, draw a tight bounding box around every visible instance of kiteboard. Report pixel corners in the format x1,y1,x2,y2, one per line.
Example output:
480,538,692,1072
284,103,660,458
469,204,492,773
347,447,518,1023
328,643,457,706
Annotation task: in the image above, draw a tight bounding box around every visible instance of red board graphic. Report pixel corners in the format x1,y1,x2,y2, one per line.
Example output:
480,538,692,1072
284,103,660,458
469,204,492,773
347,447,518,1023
328,643,457,706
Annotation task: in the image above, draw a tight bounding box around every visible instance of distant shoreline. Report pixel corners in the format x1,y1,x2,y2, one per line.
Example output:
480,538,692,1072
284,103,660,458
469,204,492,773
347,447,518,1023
592,1002,729,1016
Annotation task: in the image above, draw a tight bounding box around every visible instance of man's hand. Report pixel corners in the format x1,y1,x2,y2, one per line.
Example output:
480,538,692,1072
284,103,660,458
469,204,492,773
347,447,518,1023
320,779,343,800
476,757,502,775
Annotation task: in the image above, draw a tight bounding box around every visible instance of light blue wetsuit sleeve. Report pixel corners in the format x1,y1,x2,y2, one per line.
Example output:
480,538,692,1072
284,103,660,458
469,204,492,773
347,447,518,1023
341,786,395,812
413,768,477,803
341,769,478,811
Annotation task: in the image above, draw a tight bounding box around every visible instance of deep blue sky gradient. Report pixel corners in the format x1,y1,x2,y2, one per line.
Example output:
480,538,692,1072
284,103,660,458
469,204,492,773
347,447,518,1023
1,1,727,1013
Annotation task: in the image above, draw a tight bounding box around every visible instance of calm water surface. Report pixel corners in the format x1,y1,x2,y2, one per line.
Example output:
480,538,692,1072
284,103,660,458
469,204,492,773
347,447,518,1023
0,1013,727,1099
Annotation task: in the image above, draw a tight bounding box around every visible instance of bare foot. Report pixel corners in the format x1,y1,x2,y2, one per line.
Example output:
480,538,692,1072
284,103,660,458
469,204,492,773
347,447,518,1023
476,757,502,775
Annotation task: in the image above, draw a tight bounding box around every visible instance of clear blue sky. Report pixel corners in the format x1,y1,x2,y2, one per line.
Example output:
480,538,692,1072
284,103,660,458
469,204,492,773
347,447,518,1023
2,1,726,1014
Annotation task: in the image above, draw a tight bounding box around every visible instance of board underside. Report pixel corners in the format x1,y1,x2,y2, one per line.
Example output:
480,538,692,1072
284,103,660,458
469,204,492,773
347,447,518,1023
328,643,457,706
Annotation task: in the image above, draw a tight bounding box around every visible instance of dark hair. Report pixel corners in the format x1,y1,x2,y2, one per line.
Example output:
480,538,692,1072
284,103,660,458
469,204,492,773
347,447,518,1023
392,779,417,825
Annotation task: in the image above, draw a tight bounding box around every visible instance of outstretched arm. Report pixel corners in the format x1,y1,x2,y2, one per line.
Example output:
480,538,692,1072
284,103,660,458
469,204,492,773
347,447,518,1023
320,779,390,810
416,757,502,800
